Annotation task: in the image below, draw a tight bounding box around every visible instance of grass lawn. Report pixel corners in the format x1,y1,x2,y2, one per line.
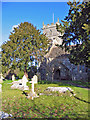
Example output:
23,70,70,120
1,80,90,119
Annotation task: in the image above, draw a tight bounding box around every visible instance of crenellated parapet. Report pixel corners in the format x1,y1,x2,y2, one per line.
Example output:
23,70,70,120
43,18,60,29
42,18,63,46
43,18,60,28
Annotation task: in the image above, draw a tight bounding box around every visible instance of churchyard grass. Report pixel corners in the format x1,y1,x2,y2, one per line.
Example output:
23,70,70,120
1,80,89,119
60,80,90,88
38,80,90,88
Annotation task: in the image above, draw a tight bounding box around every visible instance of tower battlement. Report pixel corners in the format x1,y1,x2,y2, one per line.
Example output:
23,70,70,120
43,18,60,29
42,18,63,45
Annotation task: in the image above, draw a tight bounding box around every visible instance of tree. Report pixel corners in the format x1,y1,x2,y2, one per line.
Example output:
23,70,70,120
1,22,50,75
56,1,90,67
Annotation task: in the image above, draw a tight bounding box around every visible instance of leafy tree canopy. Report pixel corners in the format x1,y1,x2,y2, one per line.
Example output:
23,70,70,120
56,1,90,67
1,22,50,74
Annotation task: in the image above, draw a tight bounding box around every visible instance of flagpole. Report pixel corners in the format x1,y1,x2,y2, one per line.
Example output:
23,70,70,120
53,13,54,24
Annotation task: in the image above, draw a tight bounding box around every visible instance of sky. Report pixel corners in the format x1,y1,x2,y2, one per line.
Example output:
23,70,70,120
0,1,71,46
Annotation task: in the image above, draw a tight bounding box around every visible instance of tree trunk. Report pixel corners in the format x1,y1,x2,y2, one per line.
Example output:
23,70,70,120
24,66,28,78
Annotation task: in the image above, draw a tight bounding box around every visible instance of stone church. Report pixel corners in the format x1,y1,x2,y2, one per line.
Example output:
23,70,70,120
39,19,88,81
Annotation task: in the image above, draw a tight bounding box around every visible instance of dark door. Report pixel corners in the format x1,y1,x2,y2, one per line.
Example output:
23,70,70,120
54,69,60,80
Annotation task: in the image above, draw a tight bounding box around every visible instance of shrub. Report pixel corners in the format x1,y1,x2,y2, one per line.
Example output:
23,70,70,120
17,71,24,79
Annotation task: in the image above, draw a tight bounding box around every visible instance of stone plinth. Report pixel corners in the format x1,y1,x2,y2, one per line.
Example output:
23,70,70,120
27,91,39,100
46,87,73,93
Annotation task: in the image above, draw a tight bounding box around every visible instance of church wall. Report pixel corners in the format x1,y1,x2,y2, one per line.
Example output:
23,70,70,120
39,20,88,81
39,56,88,81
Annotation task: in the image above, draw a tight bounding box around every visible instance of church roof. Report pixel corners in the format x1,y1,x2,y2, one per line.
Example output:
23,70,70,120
45,45,69,58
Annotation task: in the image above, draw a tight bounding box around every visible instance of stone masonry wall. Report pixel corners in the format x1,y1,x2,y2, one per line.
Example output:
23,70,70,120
39,20,88,81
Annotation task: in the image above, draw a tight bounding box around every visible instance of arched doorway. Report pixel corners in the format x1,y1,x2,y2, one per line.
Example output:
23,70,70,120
53,69,60,80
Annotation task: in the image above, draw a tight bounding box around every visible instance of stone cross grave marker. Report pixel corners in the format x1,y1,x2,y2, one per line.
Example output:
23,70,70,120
30,75,38,93
12,74,15,81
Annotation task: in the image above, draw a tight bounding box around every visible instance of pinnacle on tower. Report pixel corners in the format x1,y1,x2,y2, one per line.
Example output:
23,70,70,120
43,22,44,26
57,18,59,23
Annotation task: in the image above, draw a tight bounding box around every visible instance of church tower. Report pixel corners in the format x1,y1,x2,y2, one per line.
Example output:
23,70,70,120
39,19,88,82
42,18,63,46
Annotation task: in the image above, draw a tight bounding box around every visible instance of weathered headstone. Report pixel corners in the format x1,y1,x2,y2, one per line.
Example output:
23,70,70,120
21,75,28,86
21,75,29,90
12,74,15,81
0,73,4,83
11,75,29,91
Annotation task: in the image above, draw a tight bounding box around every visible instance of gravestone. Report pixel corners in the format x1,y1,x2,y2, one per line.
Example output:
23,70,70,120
28,75,39,100
20,75,29,90
30,75,38,93
12,75,15,81
21,75,28,86
46,87,73,93
0,73,4,83
11,75,29,91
